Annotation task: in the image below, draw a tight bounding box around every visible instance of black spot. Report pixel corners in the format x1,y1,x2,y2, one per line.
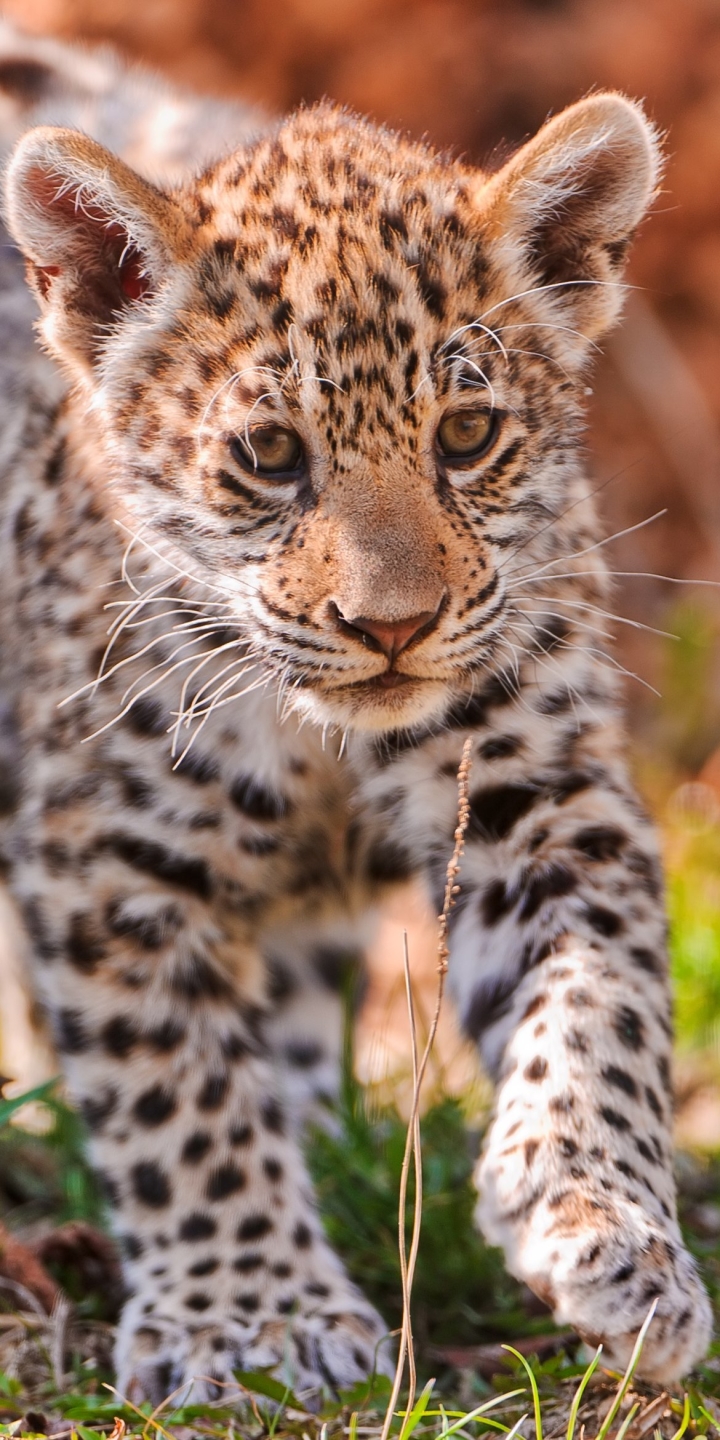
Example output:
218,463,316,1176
206,1163,246,1200
641,1134,663,1164
102,1015,138,1057
21,898,59,962
464,973,517,1040
266,958,296,1002
263,1157,283,1182
133,1086,177,1127
188,1257,219,1277
122,1233,144,1260
611,1261,636,1283
524,1057,548,1082
559,1137,579,1157
66,913,107,973
645,1086,662,1119
552,771,594,803
80,1088,118,1132
365,839,413,883
517,863,576,920
175,751,220,784
478,734,521,761
170,953,232,1000
237,1214,273,1242
572,825,626,862
149,1019,186,1051
614,1006,645,1050
292,1220,312,1248
55,1008,90,1054
185,1291,212,1311
657,1054,672,1096
630,947,662,977
305,1280,330,1297
229,1123,253,1146
616,1160,636,1180
584,904,624,938
182,1131,212,1165
197,1073,231,1110
234,1252,263,1272
602,1066,638,1098
260,1098,284,1134
132,1161,172,1208
468,783,539,842
235,1292,260,1312
285,1039,323,1068
600,1106,631,1132
126,698,166,736
100,834,212,900
312,945,360,991
105,899,181,951
481,878,514,926
179,1213,217,1241
229,774,290,822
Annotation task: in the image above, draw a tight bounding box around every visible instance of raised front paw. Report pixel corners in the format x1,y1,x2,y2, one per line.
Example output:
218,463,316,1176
115,1293,391,1406
498,1194,712,1383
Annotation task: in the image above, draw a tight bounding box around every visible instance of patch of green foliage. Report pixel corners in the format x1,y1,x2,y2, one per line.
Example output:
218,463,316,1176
308,1024,532,1352
0,1080,105,1231
668,811,720,1057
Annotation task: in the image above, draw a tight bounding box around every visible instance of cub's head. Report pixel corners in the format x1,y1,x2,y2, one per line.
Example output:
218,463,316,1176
4,95,660,734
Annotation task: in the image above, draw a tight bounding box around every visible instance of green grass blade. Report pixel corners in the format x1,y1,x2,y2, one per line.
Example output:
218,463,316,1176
502,1348,542,1440
0,1079,58,1128
613,1400,641,1440
670,1395,691,1440
438,1389,528,1440
566,1346,602,1440
595,1299,659,1440
267,1383,292,1438
398,1378,436,1440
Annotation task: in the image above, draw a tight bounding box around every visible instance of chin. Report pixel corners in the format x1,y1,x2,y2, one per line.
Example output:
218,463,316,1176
289,676,452,735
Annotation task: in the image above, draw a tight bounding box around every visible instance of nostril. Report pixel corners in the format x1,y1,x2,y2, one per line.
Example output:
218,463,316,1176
330,598,445,661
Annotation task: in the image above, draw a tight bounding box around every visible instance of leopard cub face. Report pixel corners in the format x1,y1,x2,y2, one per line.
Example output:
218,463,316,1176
5,95,659,733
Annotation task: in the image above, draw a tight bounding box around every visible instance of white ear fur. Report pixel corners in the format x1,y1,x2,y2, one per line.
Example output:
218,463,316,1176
473,94,663,351
4,125,193,376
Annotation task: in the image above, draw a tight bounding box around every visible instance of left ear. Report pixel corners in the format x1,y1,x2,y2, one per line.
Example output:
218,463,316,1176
471,93,662,353
4,125,194,380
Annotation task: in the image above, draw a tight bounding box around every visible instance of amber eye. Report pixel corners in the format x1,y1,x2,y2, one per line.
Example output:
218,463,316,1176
230,426,304,478
437,410,497,461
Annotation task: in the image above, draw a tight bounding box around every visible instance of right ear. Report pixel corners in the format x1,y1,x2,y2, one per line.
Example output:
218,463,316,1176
4,126,194,378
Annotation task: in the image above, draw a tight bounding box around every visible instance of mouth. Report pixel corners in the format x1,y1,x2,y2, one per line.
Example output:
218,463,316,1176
342,668,419,694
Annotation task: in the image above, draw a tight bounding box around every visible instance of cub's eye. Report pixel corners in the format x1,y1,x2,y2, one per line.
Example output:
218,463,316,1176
230,426,303,478
437,409,497,461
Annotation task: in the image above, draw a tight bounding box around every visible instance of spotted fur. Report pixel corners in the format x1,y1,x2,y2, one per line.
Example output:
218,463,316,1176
0,28,711,1401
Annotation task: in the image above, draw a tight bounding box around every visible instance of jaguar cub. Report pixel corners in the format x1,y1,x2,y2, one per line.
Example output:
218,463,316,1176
0,47,712,1401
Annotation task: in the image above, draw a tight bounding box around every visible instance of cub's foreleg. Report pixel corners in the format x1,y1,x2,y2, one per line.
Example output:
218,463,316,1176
18,864,385,1403
448,778,712,1380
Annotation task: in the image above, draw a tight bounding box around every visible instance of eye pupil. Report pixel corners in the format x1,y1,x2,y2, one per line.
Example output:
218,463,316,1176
231,426,302,478
437,410,495,459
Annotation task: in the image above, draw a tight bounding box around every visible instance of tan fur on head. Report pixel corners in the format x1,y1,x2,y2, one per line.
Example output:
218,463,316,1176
4,126,194,376
1,96,664,736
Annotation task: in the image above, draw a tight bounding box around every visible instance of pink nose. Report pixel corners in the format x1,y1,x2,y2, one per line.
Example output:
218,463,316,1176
333,602,443,661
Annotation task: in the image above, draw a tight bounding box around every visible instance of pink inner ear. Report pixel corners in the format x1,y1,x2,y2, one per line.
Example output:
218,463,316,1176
119,253,150,301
